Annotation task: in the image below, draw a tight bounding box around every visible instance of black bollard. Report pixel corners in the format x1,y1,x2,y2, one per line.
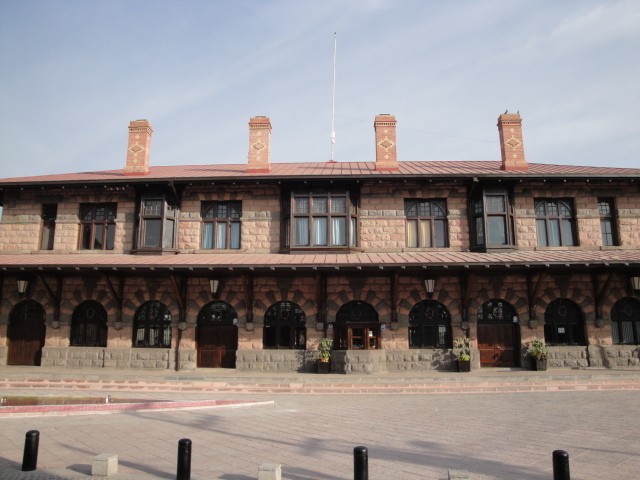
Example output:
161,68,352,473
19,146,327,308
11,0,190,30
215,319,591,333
22,430,40,472
353,445,368,480
176,438,192,480
553,450,570,480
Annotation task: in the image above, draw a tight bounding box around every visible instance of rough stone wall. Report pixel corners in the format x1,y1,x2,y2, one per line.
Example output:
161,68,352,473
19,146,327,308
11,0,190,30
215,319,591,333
588,345,640,368
236,349,314,372
358,182,468,252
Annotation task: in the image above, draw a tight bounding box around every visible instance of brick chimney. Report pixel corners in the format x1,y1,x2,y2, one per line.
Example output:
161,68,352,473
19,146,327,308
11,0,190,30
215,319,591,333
247,116,271,173
497,112,528,171
124,119,153,175
374,114,398,171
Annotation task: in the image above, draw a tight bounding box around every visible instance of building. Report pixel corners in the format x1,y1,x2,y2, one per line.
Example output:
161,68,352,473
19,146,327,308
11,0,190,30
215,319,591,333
0,113,639,373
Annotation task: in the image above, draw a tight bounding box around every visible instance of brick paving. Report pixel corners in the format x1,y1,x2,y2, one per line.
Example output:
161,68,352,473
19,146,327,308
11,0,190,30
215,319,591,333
1,367,640,479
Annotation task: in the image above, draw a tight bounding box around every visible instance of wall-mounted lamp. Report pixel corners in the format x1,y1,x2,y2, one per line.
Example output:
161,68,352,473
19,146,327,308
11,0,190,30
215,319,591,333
631,276,640,293
17,279,29,298
209,278,220,296
424,278,436,296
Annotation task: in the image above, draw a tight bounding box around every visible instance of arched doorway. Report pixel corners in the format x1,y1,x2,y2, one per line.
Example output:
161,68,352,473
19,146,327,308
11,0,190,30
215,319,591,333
8,300,46,366
263,301,306,350
408,300,452,348
334,301,380,350
197,301,238,368
477,299,519,367
544,299,585,345
70,300,108,347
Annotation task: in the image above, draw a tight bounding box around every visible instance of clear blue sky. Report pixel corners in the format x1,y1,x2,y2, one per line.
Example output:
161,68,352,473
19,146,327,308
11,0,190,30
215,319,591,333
0,0,638,179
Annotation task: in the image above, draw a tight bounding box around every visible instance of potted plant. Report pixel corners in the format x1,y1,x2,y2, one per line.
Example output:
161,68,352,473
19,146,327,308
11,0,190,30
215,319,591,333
528,338,548,371
317,337,332,373
454,337,471,372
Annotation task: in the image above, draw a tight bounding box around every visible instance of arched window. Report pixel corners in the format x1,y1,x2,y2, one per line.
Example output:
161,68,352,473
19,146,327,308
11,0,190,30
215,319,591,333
334,301,380,350
611,298,640,345
70,300,107,347
263,301,306,349
132,301,172,348
409,300,451,348
198,301,237,325
544,299,585,346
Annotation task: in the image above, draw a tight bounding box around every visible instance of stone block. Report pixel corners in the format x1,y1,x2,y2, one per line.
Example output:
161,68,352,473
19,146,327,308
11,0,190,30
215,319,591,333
92,454,118,477
258,463,282,480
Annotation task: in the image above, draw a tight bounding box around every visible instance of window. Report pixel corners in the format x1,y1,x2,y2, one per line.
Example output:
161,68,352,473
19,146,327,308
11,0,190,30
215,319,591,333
137,197,178,251
598,198,618,246
132,301,172,348
333,301,380,350
535,199,576,247
470,188,515,250
40,204,57,250
202,201,241,249
409,300,451,348
405,199,448,248
544,299,585,346
80,203,116,250
70,301,107,347
283,191,358,250
263,301,306,349
611,298,640,345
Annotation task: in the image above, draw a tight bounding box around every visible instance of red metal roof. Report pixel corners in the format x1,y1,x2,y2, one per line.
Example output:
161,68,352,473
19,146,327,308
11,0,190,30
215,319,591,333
1,161,639,186
1,250,638,271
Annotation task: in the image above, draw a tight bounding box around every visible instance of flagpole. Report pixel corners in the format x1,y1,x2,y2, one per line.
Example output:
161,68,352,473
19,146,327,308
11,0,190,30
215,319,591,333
330,32,337,162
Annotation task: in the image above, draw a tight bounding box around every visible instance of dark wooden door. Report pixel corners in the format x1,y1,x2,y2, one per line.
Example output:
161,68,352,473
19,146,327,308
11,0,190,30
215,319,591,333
197,325,238,368
477,323,517,367
7,301,46,366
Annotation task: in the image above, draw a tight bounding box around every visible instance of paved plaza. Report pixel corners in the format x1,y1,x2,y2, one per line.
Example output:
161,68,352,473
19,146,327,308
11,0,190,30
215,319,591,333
1,369,639,479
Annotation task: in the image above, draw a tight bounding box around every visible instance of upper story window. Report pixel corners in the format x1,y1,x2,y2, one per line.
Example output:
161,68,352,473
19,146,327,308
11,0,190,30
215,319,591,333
598,198,618,246
79,203,116,250
201,201,241,250
40,204,57,250
535,199,576,247
283,191,358,251
405,199,448,248
470,188,515,251
137,197,178,252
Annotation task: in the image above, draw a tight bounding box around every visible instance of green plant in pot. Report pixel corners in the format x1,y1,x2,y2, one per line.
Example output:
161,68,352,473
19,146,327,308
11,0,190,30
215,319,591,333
528,338,548,371
317,337,332,373
454,336,471,372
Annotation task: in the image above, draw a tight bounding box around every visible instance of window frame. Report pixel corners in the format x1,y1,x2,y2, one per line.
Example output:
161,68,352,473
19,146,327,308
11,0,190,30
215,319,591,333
282,190,358,252
469,187,515,251
598,198,619,247
404,199,449,248
132,301,172,348
611,297,640,345
79,203,116,251
136,196,178,252
535,199,577,247
543,299,585,346
40,204,57,250
201,201,242,250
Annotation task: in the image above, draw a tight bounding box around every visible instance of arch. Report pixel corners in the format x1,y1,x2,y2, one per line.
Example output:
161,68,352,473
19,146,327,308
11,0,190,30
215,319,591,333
132,301,172,348
611,297,640,345
334,300,380,350
408,300,452,348
70,300,108,347
7,300,46,365
263,301,306,349
477,299,520,367
544,298,585,346
196,301,238,368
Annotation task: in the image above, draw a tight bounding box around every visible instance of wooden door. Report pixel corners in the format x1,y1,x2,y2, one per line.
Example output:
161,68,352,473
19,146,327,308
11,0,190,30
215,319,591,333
477,323,517,367
7,301,46,366
197,325,238,368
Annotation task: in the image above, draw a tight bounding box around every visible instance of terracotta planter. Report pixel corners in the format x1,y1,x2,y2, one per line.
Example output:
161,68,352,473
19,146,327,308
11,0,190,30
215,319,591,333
457,359,471,372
